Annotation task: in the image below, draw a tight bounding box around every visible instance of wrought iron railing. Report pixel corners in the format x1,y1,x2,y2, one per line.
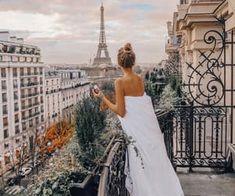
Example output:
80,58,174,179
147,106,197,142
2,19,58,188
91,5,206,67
98,135,128,196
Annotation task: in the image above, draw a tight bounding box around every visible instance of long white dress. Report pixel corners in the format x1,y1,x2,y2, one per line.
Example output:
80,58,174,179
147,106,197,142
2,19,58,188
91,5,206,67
118,92,184,196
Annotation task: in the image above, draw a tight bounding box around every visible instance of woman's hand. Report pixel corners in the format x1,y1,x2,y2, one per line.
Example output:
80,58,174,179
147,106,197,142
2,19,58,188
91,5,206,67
92,86,104,99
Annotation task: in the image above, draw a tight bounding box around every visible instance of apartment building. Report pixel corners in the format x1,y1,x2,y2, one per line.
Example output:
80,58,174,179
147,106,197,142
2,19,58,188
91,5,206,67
0,31,45,172
45,70,62,128
45,68,90,127
59,69,90,123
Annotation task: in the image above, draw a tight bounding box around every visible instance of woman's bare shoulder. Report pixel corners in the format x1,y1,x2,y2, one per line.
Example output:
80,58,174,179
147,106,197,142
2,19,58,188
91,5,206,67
136,73,144,82
114,77,123,87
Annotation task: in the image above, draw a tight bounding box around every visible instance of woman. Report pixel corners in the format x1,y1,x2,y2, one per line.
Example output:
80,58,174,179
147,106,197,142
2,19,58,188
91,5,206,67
92,43,184,196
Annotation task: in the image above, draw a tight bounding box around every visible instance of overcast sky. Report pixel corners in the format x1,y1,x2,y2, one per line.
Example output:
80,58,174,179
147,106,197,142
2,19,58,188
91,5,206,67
0,0,179,64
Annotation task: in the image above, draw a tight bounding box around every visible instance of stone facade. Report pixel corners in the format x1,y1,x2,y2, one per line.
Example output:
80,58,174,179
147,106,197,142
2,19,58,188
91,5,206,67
0,31,45,172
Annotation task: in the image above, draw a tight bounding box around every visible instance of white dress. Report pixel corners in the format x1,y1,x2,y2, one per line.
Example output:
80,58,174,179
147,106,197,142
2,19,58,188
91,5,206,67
118,92,184,196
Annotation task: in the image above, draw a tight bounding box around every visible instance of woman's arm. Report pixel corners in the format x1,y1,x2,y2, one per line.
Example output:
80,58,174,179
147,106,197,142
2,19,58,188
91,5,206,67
93,79,126,117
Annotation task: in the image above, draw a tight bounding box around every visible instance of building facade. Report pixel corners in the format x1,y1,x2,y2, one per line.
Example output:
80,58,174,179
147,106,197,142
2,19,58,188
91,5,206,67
0,31,45,172
45,68,90,127
45,70,62,128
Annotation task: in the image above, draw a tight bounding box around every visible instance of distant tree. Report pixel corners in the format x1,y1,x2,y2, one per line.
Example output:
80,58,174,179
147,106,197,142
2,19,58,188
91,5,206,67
145,71,150,80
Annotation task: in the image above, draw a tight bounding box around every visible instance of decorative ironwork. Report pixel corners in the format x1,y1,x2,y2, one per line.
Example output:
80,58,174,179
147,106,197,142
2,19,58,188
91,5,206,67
98,135,129,196
164,17,235,171
185,22,226,106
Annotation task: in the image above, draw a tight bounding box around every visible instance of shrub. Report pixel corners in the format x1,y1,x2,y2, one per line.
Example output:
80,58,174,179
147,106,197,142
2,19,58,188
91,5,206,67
75,94,106,169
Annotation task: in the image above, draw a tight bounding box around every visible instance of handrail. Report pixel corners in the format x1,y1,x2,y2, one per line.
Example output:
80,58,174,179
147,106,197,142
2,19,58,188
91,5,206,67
98,134,128,196
98,142,121,196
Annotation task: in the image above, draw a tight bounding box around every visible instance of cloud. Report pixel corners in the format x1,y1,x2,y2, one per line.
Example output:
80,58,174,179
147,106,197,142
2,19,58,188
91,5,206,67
0,0,179,64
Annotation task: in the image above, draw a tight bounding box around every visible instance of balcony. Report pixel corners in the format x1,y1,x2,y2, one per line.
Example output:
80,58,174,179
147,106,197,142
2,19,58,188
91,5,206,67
21,102,40,111
20,82,39,88
20,72,40,77
0,42,41,56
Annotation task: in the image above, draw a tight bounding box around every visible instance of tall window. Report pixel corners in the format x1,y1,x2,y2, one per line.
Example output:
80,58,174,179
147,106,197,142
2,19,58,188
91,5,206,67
13,79,18,88
20,68,24,76
3,117,8,127
15,114,19,123
2,93,7,102
27,67,31,75
1,68,6,78
14,91,18,100
1,80,6,90
4,129,9,139
13,68,17,77
3,105,7,115
15,125,20,134
14,102,19,112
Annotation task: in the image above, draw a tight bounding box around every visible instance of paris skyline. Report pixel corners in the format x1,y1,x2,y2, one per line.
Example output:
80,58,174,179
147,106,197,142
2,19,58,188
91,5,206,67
0,0,178,65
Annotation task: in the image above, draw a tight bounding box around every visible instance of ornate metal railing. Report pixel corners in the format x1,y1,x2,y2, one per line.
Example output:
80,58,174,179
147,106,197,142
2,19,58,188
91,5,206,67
98,134,128,196
170,17,235,172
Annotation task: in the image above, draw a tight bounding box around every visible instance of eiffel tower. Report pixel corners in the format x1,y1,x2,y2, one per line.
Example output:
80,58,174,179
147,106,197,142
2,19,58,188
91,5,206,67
93,3,112,66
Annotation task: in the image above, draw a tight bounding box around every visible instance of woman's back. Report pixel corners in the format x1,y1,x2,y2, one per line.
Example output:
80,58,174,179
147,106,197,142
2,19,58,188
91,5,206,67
120,73,144,97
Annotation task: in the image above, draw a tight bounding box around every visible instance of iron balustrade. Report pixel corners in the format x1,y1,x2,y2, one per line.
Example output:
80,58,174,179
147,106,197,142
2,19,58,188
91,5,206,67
165,17,235,172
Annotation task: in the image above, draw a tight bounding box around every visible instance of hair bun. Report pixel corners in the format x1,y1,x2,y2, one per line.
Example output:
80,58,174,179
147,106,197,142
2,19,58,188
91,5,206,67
124,43,132,54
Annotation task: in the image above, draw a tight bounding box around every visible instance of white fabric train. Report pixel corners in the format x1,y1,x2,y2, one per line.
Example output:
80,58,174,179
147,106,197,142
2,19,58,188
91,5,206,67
118,92,184,196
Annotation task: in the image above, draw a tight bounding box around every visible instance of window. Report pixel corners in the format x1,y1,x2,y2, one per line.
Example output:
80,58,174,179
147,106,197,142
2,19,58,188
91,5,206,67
41,115,44,122
22,122,26,130
3,129,9,138
14,102,19,112
36,117,39,125
20,68,24,76
13,68,17,77
2,93,7,102
14,91,18,100
13,79,18,88
27,67,31,75
3,105,7,115
1,80,6,90
15,125,20,134
29,119,33,127
1,68,6,77
15,114,19,123
4,143,9,149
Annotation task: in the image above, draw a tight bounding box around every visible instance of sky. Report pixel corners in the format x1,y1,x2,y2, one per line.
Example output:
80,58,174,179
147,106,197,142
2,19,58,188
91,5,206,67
0,0,179,65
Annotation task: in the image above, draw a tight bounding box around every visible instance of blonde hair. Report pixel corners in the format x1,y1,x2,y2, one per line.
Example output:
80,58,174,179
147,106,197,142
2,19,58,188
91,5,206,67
117,43,136,68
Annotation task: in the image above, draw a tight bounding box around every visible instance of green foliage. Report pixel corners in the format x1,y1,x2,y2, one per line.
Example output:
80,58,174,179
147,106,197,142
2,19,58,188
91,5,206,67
100,80,115,94
144,68,166,106
144,68,186,108
75,94,107,170
34,170,88,196
159,75,187,109
75,95,106,152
